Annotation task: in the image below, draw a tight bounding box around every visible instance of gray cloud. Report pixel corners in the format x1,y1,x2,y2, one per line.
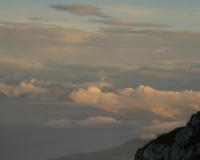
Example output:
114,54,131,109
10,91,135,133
91,18,170,27
49,4,109,18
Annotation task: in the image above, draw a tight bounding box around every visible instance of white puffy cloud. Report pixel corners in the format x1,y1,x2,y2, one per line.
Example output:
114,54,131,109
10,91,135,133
69,86,123,112
129,85,200,118
69,85,200,118
0,82,46,97
30,79,36,84
117,88,134,96
69,86,102,103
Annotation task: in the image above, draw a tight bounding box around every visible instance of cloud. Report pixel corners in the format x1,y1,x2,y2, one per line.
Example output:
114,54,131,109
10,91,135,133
0,21,61,28
49,4,109,18
47,116,122,128
69,86,123,113
117,88,134,96
69,86,102,103
1,22,200,90
102,27,200,35
0,23,104,45
140,133,157,140
78,116,122,126
69,85,200,118
30,79,36,84
1,22,200,68
0,82,46,97
91,18,170,27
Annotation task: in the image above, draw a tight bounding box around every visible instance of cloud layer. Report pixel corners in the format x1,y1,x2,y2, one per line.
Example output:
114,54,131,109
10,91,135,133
50,4,109,18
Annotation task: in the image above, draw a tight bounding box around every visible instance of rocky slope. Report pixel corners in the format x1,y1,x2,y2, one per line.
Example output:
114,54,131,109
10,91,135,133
135,111,200,160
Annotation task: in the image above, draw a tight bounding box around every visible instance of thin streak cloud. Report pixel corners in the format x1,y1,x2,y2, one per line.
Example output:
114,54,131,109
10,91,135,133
90,18,170,28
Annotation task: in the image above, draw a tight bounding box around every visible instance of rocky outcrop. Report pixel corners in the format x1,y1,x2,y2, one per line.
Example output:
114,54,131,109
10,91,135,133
135,111,200,160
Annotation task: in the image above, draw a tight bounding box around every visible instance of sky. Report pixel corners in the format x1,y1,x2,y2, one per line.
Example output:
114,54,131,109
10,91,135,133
1,0,200,160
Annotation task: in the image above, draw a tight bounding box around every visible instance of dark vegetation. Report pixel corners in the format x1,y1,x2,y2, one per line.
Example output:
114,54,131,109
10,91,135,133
143,127,184,149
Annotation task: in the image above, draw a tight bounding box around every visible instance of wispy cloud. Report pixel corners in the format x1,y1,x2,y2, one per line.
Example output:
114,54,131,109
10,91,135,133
49,4,110,18
102,27,200,35
91,18,170,28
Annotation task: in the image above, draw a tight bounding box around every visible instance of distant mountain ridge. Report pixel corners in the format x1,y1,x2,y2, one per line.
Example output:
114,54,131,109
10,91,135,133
49,138,150,160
